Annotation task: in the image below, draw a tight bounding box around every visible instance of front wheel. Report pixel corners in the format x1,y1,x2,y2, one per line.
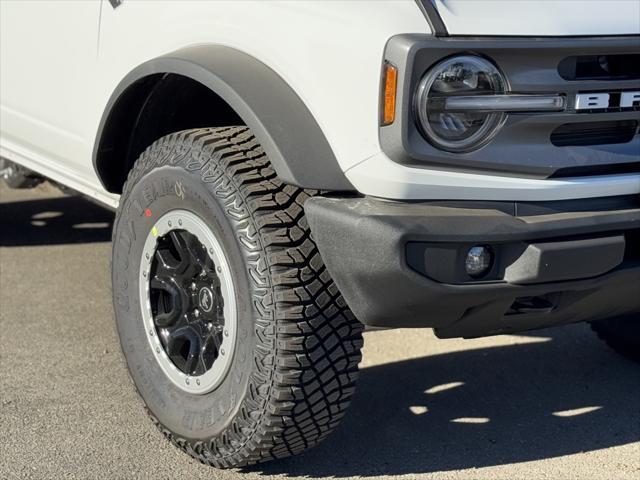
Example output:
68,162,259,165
112,127,363,468
591,314,640,363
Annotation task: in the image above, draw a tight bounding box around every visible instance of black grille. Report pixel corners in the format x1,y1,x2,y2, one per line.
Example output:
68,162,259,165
550,120,638,147
558,54,640,81
551,162,640,178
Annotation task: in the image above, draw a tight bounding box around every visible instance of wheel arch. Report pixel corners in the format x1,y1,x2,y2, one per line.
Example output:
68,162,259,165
93,45,354,194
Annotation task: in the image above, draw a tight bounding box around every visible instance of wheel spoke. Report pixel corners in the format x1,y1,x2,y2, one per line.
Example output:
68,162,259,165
154,248,179,273
150,275,188,327
184,236,211,273
167,230,188,254
210,329,223,352
165,326,201,375
196,351,209,376
166,230,193,275
214,287,225,325
200,333,220,373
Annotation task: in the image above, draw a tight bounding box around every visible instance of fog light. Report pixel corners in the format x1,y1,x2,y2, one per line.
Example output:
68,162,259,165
465,245,493,278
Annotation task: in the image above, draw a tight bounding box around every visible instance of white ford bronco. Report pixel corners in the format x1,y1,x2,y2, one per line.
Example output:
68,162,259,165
1,0,639,469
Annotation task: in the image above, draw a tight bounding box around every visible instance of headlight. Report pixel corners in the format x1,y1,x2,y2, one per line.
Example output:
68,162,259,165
414,55,508,153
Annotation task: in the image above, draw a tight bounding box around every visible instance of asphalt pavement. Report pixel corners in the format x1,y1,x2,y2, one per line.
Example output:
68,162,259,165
1,181,639,480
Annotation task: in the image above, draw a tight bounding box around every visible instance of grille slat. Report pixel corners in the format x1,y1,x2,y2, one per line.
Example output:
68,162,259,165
551,162,640,178
558,54,640,81
550,120,638,147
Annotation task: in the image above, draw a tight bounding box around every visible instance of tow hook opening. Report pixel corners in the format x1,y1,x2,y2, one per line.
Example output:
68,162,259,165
507,294,558,315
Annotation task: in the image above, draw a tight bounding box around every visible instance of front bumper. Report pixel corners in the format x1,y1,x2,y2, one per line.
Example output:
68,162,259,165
305,195,640,338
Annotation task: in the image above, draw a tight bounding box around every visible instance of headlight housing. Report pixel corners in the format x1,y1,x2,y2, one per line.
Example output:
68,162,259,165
414,55,508,153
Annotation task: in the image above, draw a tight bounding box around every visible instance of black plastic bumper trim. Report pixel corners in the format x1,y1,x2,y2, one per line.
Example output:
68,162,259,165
306,195,640,338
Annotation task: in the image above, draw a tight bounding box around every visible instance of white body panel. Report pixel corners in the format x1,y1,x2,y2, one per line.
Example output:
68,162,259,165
347,152,640,201
94,0,427,175
1,0,639,205
0,0,107,201
434,0,640,36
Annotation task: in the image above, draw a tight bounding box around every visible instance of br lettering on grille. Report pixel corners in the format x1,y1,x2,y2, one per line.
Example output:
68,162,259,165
575,91,640,111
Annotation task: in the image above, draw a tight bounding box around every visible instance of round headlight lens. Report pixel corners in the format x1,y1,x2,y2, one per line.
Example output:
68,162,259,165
415,55,507,153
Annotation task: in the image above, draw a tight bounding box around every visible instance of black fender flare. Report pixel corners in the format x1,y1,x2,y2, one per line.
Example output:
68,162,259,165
93,45,354,192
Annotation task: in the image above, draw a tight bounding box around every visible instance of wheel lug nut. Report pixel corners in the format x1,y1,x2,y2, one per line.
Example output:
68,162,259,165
196,379,200,386
145,253,149,259
155,347,160,353
168,220,172,227
149,329,154,336
185,378,190,385
217,266,222,273
224,330,229,337
178,219,182,226
220,348,225,356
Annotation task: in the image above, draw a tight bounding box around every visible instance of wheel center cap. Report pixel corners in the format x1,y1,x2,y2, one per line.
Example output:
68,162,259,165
198,286,214,313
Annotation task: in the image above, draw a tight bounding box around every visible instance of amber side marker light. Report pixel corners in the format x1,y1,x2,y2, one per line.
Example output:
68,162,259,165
382,62,397,126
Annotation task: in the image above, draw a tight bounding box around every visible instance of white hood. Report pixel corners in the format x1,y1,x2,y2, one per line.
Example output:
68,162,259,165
433,0,640,36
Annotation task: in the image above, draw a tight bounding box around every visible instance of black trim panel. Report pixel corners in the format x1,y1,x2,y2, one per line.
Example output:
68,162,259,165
306,195,640,337
94,45,354,193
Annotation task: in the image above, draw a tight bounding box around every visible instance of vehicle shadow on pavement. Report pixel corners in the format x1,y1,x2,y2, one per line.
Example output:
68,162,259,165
251,328,640,477
0,193,114,246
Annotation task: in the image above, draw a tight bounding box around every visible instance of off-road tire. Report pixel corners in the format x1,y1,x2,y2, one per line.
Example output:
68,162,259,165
591,315,640,363
112,127,363,468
